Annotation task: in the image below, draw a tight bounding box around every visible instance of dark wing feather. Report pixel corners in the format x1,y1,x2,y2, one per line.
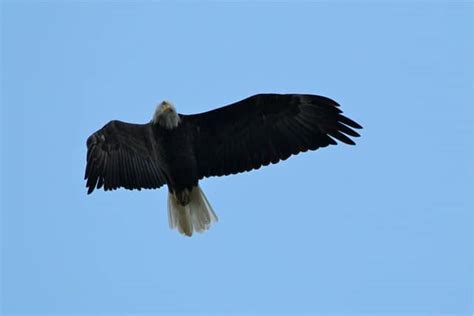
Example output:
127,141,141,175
85,120,166,194
182,93,362,179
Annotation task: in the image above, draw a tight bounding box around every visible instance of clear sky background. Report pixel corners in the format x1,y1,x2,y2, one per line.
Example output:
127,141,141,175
1,1,473,315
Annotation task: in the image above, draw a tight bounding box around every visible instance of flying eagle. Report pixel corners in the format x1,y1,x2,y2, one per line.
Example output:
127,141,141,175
85,93,362,236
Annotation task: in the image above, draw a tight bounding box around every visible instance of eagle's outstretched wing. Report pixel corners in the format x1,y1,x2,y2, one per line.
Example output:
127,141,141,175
85,120,166,194
183,93,362,179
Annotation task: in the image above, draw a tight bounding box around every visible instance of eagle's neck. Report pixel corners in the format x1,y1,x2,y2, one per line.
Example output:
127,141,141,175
152,108,180,129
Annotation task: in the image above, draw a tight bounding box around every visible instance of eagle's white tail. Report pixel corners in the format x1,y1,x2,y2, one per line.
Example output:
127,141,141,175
167,186,218,237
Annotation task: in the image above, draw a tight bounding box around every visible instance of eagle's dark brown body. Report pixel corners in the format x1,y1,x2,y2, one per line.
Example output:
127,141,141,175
154,121,200,203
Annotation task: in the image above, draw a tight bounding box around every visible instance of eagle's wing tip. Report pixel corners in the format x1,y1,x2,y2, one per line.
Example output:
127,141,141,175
346,139,356,146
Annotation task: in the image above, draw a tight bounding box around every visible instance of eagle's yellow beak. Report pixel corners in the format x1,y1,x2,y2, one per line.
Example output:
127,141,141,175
162,102,172,112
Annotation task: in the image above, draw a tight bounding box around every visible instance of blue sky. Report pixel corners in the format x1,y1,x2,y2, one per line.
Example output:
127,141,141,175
1,1,473,315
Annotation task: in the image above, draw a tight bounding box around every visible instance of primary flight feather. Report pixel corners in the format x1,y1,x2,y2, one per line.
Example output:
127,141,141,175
85,93,362,236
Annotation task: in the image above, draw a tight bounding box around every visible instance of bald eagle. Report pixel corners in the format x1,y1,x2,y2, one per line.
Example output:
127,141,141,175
85,93,362,236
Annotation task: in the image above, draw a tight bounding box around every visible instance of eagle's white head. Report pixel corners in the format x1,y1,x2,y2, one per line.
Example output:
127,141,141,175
152,100,180,129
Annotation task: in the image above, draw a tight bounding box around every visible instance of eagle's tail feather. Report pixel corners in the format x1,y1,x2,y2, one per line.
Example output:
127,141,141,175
167,186,218,237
